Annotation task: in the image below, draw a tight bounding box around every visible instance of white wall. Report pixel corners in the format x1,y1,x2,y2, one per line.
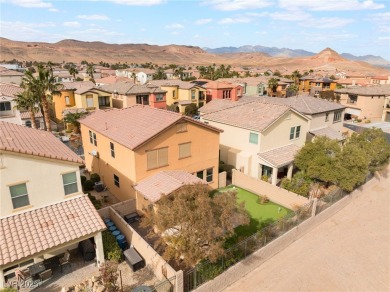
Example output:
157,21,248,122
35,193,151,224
0,153,83,217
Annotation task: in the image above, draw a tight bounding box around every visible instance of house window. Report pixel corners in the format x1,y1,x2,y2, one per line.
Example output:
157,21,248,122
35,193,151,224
62,172,78,195
290,126,301,140
86,95,94,108
177,123,187,133
25,120,32,128
196,170,204,179
222,90,231,99
136,95,149,105
325,113,329,122
110,142,115,158
98,96,110,107
114,174,120,187
179,142,191,159
147,147,168,170
0,101,11,111
173,90,176,98
156,94,164,102
89,130,97,146
334,111,342,122
206,168,213,182
10,183,30,209
249,132,258,144
65,96,70,105
191,90,196,100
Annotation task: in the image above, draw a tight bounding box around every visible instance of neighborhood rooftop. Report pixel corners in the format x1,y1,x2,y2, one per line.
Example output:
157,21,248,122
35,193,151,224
258,144,300,168
133,170,206,203
0,196,106,266
149,80,203,90
0,122,84,164
79,105,222,150
0,82,23,97
99,82,166,95
335,84,390,95
202,100,294,132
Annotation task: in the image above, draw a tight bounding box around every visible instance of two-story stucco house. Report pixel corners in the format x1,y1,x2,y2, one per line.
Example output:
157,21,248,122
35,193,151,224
149,80,206,113
79,105,222,203
0,83,44,129
200,99,310,185
192,80,244,103
0,122,105,288
335,84,390,120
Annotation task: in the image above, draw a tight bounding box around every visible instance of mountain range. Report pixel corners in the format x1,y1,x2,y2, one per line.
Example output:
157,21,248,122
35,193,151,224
203,45,390,68
1,38,389,76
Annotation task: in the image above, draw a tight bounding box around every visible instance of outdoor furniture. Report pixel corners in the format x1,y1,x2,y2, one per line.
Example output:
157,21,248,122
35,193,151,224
124,212,140,224
39,269,52,282
28,262,46,277
59,250,71,272
78,239,96,261
123,247,144,272
43,255,60,271
15,268,32,281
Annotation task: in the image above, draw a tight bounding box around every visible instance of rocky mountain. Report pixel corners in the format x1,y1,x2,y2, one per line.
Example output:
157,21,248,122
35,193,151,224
205,45,390,67
1,38,389,76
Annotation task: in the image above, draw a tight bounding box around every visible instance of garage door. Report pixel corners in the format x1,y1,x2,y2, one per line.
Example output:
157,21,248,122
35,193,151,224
345,107,362,116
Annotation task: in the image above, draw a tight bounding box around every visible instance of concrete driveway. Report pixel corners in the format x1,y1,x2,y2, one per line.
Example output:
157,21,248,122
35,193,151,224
224,167,390,292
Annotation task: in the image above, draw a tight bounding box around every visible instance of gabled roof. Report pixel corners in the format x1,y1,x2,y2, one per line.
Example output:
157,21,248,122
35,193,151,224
310,127,344,140
79,105,222,150
198,96,258,114
0,122,84,164
0,196,106,266
61,81,95,91
133,170,206,203
202,100,294,132
258,144,300,168
335,85,390,96
0,82,23,98
255,95,345,114
0,67,24,76
99,82,166,95
149,80,204,90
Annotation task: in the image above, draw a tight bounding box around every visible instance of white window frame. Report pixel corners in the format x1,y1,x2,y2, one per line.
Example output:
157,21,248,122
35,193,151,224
249,132,259,144
62,172,78,195
110,142,115,158
9,183,30,209
114,174,120,187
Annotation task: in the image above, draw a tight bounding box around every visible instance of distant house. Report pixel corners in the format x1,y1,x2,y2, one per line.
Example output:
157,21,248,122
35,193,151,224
149,80,206,112
370,76,390,85
192,80,243,102
115,68,154,83
218,77,268,96
0,82,44,129
100,82,167,110
335,85,390,120
0,122,105,288
309,77,337,96
79,105,222,202
200,99,310,185
0,66,24,85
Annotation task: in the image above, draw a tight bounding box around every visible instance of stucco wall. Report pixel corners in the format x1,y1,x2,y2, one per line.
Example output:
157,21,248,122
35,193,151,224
309,110,344,131
52,90,75,121
0,152,83,216
339,93,387,119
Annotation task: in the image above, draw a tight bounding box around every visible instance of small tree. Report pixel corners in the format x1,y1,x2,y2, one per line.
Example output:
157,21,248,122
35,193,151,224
152,67,167,80
63,111,87,133
184,103,198,116
99,261,120,292
141,184,249,267
281,171,312,197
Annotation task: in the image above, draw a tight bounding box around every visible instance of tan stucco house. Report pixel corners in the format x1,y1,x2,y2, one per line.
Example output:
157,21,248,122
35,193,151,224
0,122,105,288
79,105,222,203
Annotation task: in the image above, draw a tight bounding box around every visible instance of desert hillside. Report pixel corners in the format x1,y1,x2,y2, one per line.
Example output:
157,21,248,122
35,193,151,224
1,38,388,76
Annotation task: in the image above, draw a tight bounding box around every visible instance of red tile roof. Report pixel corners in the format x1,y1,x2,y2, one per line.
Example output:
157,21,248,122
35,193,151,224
0,122,84,164
133,170,206,203
258,144,300,168
79,105,222,150
0,196,106,266
0,82,23,98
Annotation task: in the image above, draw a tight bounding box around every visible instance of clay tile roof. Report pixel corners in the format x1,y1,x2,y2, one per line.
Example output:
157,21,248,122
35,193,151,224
258,144,300,168
19,111,43,119
0,196,106,266
79,105,222,150
0,67,24,76
149,80,202,90
202,100,291,132
310,127,344,140
335,84,390,96
0,82,23,98
133,170,206,203
0,122,84,164
61,81,95,91
255,95,345,114
199,97,257,114
99,82,166,95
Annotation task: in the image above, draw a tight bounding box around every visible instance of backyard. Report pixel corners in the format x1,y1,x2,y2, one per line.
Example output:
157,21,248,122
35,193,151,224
217,185,292,244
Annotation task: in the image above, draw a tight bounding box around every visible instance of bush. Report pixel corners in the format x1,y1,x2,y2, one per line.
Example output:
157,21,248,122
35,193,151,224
80,175,87,186
256,195,269,204
102,230,122,262
261,175,269,182
364,119,371,123
90,173,101,183
88,193,102,209
83,179,95,192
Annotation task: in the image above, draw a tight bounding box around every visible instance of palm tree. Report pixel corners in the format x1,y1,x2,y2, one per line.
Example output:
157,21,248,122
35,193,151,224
14,90,40,129
291,70,302,85
21,66,62,132
86,63,95,84
268,78,279,96
68,67,78,79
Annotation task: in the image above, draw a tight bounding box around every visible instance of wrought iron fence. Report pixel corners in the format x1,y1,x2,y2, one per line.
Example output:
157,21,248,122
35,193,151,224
152,275,176,292
185,201,313,291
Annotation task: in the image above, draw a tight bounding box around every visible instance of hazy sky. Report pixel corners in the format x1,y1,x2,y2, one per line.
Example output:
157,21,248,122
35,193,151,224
1,0,389,59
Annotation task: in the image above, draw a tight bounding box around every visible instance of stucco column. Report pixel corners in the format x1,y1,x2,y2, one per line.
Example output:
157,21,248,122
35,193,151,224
0,269,4,288
271,167,278,186
258,164,263,179
94,232,105,267
287,163,294,179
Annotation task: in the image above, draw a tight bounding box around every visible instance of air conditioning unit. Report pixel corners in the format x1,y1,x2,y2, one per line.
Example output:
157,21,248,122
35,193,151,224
90,150,99,158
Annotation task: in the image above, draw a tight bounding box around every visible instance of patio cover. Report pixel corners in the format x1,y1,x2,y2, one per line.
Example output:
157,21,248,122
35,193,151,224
0,196,106,266
310,127,344,140
133,170,206,203
258,144,300,168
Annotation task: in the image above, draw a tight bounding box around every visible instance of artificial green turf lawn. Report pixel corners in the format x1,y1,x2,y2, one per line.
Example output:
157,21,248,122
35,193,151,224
219,185,292,243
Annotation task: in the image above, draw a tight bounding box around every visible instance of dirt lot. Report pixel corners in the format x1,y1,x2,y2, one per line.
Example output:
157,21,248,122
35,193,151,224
224,168,390,292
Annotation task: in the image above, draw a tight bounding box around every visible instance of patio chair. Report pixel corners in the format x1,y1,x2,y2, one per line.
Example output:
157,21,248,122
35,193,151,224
15,268,32,281
59,250,71,272
39,269,52,284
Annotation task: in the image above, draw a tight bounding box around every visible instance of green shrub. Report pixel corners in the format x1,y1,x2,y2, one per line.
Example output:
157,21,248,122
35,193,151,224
90,173,101,183
261,175,269,182
83,179,95,192
102,230,122,262
1,288,18,292
88,193,102,209
364,119,371,123
80,175,87,186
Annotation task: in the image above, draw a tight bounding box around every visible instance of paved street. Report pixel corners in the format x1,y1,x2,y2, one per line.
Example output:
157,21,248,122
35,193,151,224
225,167,390,292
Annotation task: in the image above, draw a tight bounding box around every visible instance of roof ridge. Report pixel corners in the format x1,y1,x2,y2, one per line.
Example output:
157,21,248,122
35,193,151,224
299,95,312,113
162,170,185,185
